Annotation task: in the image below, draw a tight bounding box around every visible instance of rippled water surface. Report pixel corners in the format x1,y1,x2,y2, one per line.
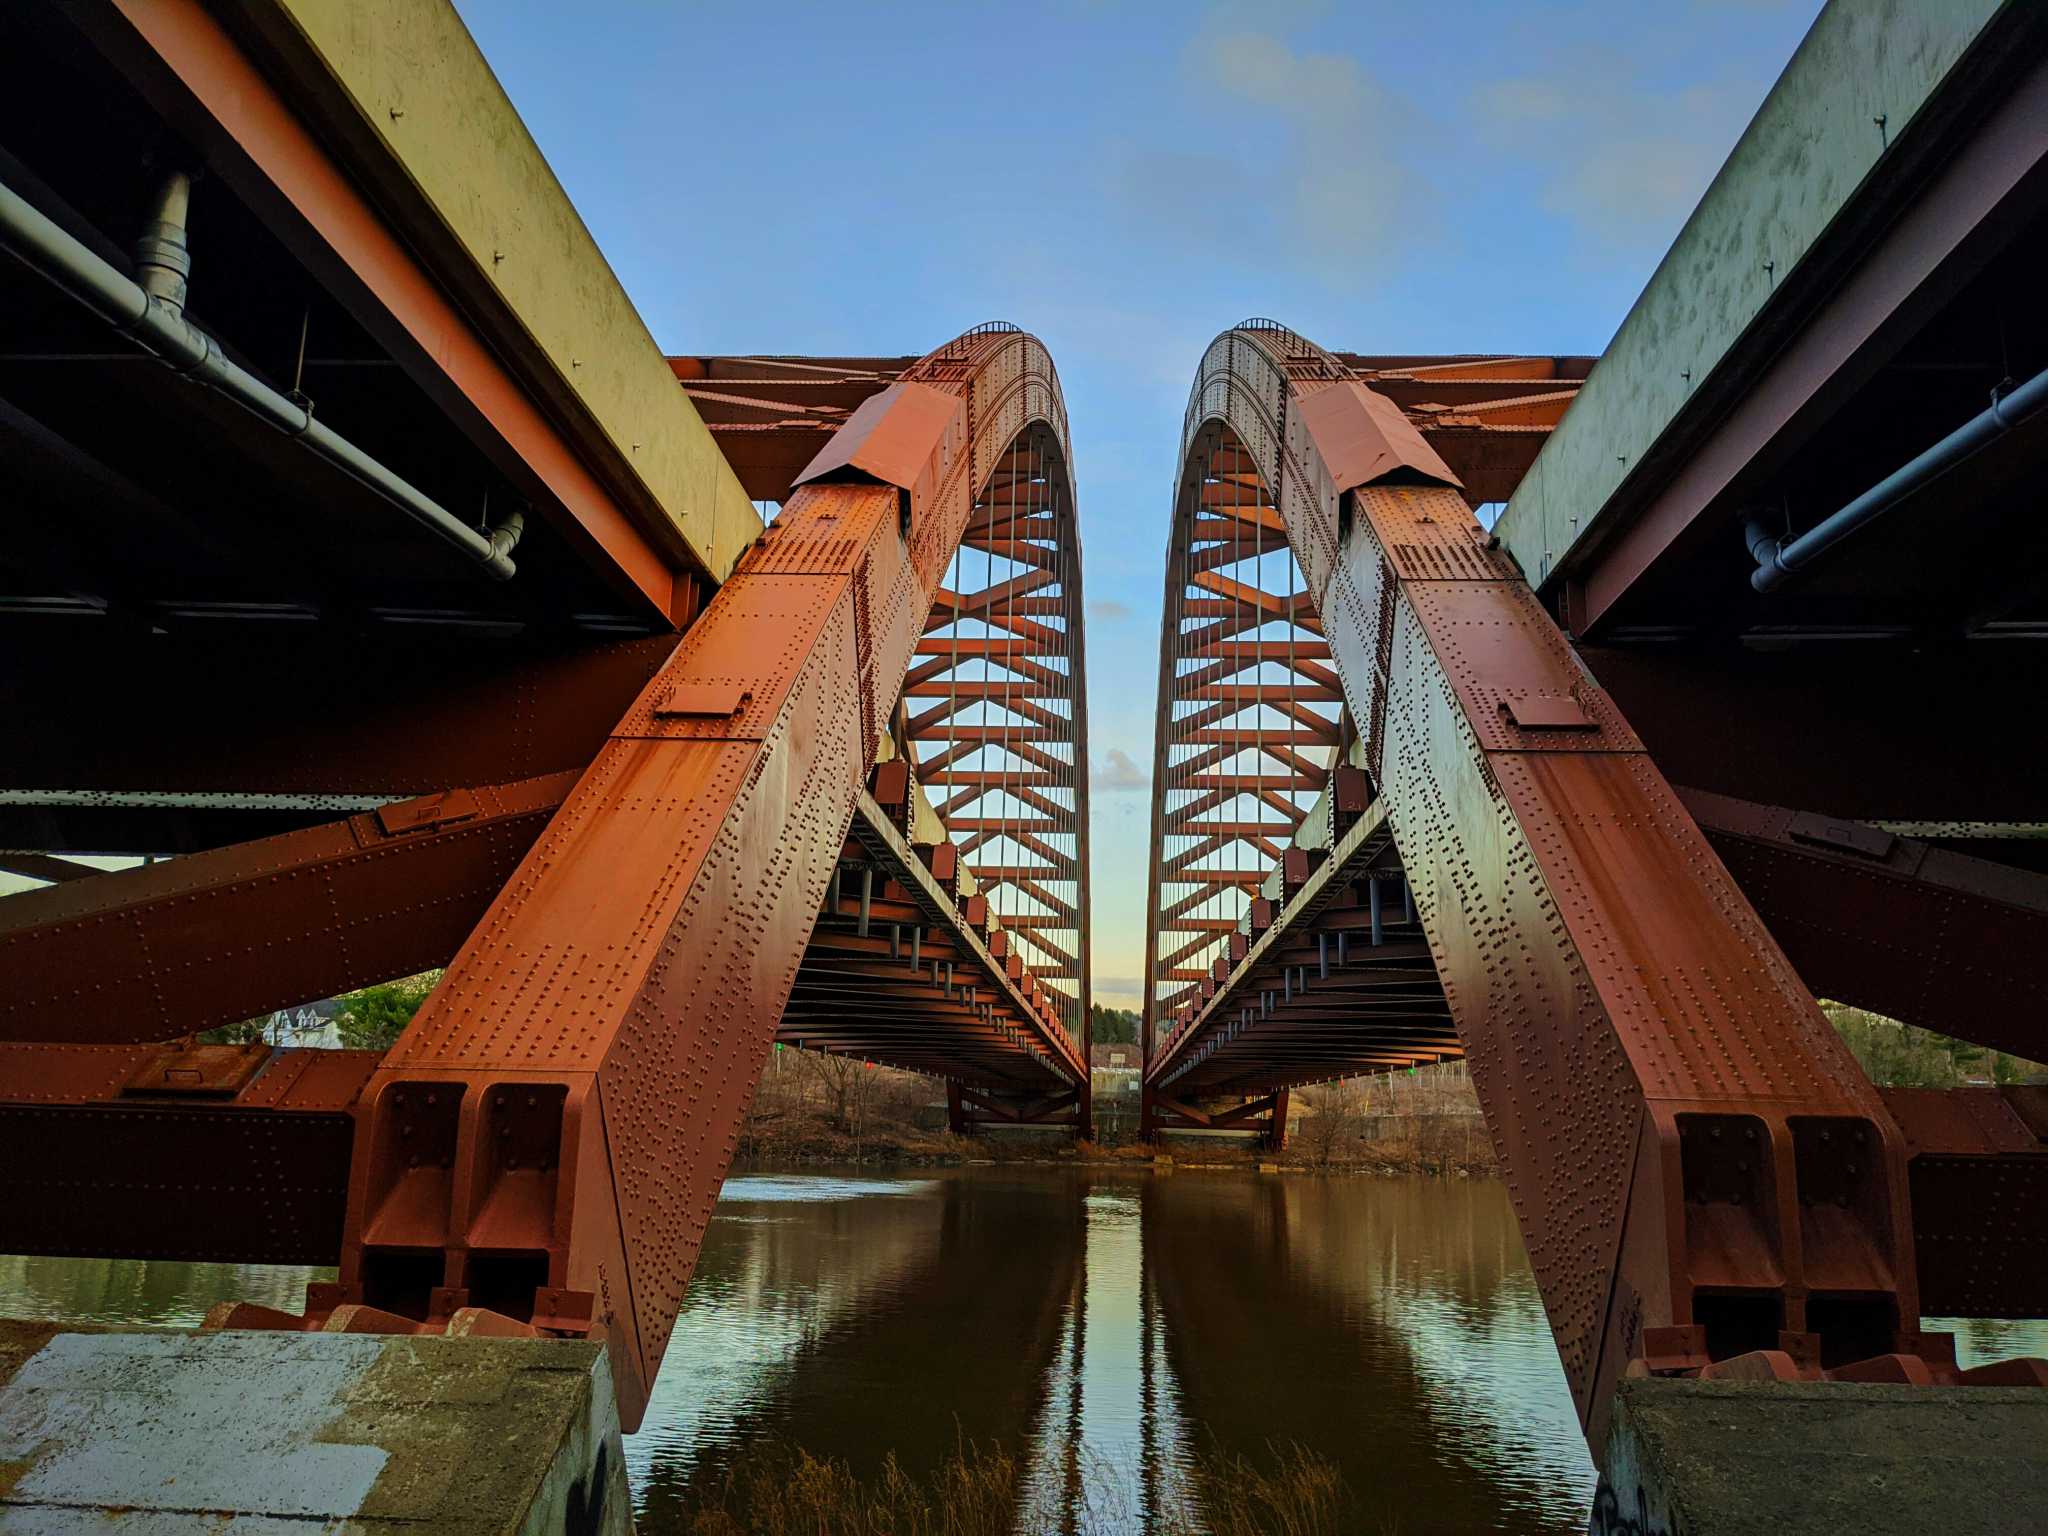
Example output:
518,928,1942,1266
9,1168,2039,1533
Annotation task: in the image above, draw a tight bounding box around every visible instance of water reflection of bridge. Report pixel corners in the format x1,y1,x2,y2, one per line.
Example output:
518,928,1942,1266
1140,1174,1593,1533
633,1170,1593,1535
631,1172,1085,1527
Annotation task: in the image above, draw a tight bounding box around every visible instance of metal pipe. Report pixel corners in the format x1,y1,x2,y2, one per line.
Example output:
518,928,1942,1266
0,172,522,579
1747,364,2048,592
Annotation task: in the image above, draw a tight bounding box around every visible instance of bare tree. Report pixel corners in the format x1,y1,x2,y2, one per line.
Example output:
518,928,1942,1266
798,1048,875,1133
1294,1080,1364,1167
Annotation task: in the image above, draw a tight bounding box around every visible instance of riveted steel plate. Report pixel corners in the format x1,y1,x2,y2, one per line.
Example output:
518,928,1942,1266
1501,694,1596,729
121,1042,273,1098
610,569,861,744
326,325,1089,1433
1402,582,1641,754
654,682,751,719
1145,328,1935,1467
0,775,572,1046
375,789,481,837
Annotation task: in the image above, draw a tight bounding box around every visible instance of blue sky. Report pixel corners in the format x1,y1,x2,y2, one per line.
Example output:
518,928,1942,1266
455,0,1824,1010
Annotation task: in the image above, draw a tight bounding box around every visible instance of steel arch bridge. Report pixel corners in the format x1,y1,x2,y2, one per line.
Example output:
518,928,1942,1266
0,316,1093,1427
1137,320,2047,1459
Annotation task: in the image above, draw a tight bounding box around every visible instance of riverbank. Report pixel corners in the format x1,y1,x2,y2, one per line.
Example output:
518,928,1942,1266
734,1054,1496,1176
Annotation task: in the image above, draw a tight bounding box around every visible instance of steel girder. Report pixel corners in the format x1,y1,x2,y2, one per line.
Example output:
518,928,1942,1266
0,631,678,854
0,774,576,1044
1679,788,2048,1063
0,325,1093,1431
300,325,1085,1428
0,787,1078,1262
669,353,917,503
1139,321,2001,1461
1147,789,1459,1104
1138,330,1585,1133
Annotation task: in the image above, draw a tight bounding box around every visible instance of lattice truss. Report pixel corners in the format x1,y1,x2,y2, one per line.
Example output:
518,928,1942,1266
1148,422,1343,1020
904,423,1086,1036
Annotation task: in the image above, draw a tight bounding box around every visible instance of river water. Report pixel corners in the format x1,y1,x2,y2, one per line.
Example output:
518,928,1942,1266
6,1167,2044,1533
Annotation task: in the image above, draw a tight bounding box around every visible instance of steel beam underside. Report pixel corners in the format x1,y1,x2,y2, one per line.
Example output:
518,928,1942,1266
83,0,706,621
1148,800,1456,1101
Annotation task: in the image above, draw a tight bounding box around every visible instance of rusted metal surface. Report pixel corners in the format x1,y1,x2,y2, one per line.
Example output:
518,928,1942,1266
780,781,1083,1086
1883,1085,2048,1322
669,353,915,503
1139,326,1585,1133
268,326,1086,1429
1140,321,2013,1463
0,1043,375,1264
0,313,1092,1428
0,631,674,852
1148,1088,1289,1149
1681,787,2048,1061
1147,796,1456,1106
0,774,573,1043
1331,353,1592,506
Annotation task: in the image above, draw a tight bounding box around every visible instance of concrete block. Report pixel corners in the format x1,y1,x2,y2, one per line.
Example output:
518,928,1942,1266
0,1319,631,1533
1595,1375,2048,1535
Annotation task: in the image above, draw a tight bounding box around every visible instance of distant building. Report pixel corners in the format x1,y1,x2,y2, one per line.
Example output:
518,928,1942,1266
1091,1043,1137,1070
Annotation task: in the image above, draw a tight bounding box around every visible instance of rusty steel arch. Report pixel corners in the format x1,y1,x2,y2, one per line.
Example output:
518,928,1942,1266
1139,320,1987,1463
0,323,1097,1431
329,321,1094,1426
899,324,1091,1048
1140,322,1347,1042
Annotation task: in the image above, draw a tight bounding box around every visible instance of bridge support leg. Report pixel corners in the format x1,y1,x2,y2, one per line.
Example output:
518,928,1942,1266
946,1079,972,1136
1263,1088,1290,1152
1316,482,1936,1456
321,483,929,1429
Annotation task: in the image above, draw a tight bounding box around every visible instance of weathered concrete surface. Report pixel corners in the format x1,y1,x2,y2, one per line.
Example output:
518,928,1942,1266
0,1320,631,1533
1495,0,2007,589
1594,1376,2048,1535
227,0,764,585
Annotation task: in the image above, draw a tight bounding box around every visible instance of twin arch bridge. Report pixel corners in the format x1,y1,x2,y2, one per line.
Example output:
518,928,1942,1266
2,0,2047,1496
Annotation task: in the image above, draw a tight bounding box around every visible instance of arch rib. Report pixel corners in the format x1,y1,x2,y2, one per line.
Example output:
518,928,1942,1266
1142,321,1949,1463
273,323,1089,1428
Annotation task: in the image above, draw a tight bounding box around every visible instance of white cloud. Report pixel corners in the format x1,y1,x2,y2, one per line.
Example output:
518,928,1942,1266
1096,747,1148,791
1147,17,1430,281
1474,54,1764,249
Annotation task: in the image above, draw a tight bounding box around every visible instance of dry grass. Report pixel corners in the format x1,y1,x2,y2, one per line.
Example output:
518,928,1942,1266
1177,1439,1359,1536
670,1434,1374,1536
675,1438,1019,1536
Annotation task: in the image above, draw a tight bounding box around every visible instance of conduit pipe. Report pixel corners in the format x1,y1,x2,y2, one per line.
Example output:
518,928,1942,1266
1747,364,2048,592
0,171,523,580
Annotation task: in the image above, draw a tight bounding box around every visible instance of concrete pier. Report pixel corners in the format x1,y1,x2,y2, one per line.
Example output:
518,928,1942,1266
0,1320,631,1532
1595,1376,2048,1535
